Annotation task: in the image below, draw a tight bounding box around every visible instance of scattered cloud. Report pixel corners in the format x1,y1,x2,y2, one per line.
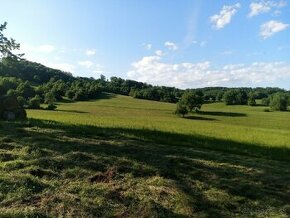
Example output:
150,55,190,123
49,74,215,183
21,44,55,53
127,55,290,88
85,49,96,56
155,50,166,56
144,43,152,50
78,60,94,68
200,41,207,47
164,41,178,50
248,2,271,17
260,20,289,39
248,0,287,17
210,3,241,29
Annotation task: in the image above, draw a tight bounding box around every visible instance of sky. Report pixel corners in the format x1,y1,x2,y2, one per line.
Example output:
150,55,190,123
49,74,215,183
1,0,290,89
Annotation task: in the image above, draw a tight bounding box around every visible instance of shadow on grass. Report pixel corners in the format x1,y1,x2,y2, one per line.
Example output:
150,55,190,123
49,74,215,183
197,111,247,117
1,119,289,217
55,109,89,114
185,115,218,121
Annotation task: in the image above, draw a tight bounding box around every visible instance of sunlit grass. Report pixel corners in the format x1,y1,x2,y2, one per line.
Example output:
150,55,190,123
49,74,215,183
27,93,290,149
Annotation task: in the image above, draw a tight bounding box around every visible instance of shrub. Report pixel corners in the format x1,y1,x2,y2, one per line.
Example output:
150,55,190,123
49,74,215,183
270,93,289,111
46,104,57,110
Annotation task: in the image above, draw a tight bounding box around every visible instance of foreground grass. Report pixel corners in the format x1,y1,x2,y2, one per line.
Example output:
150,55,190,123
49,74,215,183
1,94,290,217
0,120,289,217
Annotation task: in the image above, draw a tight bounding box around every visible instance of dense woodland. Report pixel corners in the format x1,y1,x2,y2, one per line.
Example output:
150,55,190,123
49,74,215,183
0,57,289,112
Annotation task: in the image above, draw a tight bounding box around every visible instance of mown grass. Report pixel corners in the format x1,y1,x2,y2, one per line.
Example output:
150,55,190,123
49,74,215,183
28,93,290,151
0,93,290,217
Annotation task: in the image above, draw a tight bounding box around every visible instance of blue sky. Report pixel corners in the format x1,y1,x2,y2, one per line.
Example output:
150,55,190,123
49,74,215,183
1,0,290,89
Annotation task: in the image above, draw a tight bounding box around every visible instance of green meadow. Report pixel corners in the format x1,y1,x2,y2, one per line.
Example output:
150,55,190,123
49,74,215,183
1,93,290,217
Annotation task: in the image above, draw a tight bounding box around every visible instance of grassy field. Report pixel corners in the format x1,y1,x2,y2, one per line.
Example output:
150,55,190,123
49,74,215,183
0,93,290,217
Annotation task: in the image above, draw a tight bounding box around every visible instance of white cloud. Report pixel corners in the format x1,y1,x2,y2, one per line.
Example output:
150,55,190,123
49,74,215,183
155,50,166,56
21,44,55,53
249,2,271,17
200,41,207,47
78,60,94,68
144,43,152,50
127,55,290,88
248,1,287,17
210,3,241,29
85,49,96,56
164,41,178,50
260,20,289,38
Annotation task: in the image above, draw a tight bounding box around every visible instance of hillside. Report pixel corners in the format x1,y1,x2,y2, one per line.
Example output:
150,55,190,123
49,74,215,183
0,58,74,84
1,94,289,217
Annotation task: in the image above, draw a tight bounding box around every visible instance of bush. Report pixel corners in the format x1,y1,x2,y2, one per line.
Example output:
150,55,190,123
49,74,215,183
46,104,57,110
270,93,289,111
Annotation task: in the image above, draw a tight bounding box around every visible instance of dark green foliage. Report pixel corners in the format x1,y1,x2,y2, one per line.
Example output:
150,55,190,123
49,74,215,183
46,103,57,110
17,96,27,107
44,92,56,105
0,58,73,84
180,91,204,112
261,97,270,106
175,102,188,117
16,81,35,99
7,89,19,97
248,93,256,106
223,89,248,105
28,95,41,109
270,93,289,111
0,95,26,120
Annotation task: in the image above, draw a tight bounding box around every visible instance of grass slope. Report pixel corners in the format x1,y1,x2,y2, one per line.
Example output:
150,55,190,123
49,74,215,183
0,93,289,217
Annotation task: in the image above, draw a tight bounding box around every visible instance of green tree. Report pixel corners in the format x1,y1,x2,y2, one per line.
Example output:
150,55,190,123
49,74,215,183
175,102,188,117
248,92,256,106
0,22,23,59
181,91,204,112
17,96,27,107
261,97,270,106
28,95,41,109
223,89,248,105
44,91,56,104
270,93,289,111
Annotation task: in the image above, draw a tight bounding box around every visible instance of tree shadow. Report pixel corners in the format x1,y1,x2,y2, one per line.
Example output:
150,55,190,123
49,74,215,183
197,111,247,117
185,115,217,121
1,119,289,217
55,109,89,114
